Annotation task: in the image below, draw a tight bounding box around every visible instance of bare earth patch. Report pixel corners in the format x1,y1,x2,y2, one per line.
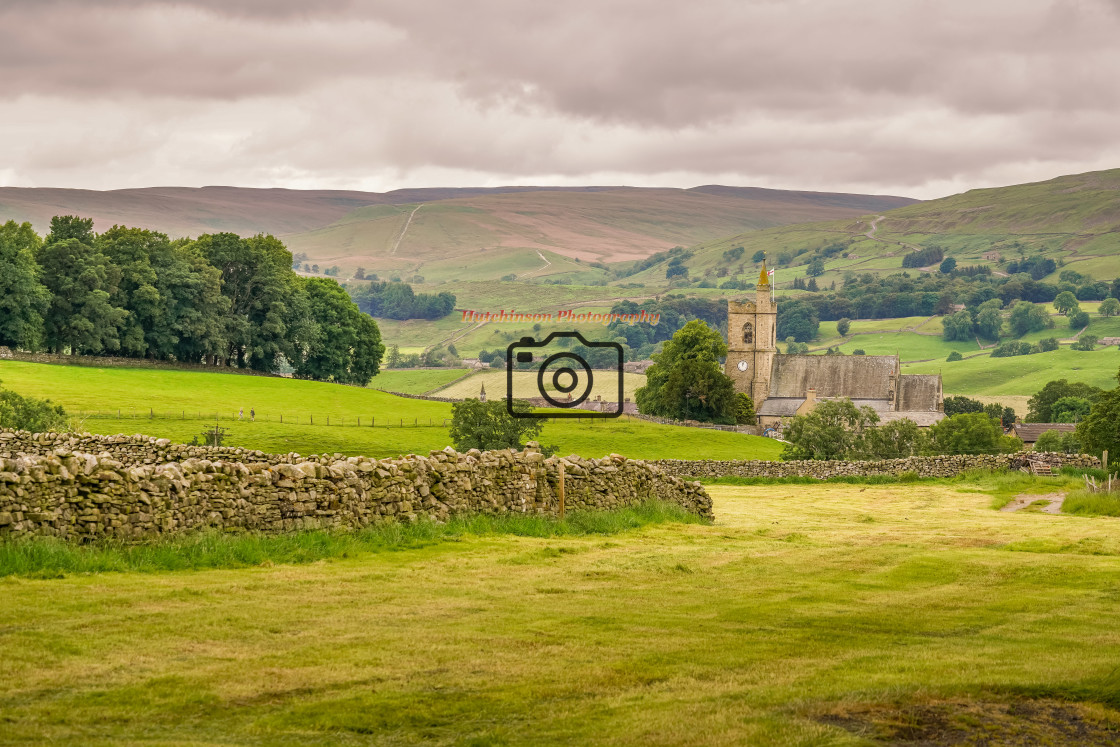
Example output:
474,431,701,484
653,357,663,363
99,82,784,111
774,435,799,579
1002,493,1066,514
816,698,1120,745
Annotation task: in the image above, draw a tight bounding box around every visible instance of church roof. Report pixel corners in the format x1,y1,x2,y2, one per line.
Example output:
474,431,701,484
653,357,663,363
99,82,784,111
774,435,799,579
768,354,897,399
896,375,941,412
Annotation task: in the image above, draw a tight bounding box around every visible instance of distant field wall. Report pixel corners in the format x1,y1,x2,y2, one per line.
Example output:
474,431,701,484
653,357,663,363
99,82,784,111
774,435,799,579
651,452,1099,479
0,430,712,541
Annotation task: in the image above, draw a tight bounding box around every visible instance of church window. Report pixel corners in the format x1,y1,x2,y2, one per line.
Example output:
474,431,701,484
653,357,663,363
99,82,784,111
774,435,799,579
743,322,753,344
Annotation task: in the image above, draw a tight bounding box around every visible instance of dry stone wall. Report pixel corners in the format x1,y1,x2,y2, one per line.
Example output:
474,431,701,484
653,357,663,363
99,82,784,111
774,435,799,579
650,451,1100,479
1,428,288,465
0,431,712,542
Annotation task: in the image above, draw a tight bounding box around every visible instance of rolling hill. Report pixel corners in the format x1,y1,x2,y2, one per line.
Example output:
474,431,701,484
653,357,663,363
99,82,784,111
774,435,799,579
663,167,1120,293
0,184,917,278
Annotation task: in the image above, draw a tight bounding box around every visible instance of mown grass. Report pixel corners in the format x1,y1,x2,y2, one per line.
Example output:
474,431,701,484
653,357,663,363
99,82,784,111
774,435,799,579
5,482,1120,744
0,500,705,578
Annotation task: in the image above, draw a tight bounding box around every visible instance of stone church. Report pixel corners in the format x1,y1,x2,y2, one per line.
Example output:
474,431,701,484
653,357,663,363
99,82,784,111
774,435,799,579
725,265,945,430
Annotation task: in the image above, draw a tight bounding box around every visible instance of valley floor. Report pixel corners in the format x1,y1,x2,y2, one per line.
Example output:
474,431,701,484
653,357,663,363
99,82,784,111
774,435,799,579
4,481,1120,745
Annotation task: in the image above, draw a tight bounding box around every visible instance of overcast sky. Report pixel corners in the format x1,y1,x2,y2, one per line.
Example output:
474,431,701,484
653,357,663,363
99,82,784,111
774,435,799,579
2,0,1118,199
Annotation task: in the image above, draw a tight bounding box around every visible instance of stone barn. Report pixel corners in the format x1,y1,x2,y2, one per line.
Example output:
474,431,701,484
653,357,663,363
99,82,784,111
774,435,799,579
725,264,945,430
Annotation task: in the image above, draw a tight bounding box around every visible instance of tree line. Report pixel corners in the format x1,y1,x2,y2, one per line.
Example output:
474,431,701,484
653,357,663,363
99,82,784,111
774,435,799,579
0,216,383,385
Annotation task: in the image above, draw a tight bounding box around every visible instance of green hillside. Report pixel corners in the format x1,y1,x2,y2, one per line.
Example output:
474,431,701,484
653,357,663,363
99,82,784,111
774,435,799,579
657,167,1120,293
282,186,916,282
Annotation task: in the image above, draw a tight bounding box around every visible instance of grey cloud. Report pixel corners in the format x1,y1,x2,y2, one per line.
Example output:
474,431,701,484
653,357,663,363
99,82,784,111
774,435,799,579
1,0,1119,197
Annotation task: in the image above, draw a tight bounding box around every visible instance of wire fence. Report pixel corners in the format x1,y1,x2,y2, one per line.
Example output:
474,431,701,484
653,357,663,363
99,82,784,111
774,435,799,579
73,409,454,429
71,410,660,428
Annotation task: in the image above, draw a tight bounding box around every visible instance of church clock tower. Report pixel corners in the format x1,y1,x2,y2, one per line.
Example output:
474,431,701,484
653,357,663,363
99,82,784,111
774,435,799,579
725,262,777,406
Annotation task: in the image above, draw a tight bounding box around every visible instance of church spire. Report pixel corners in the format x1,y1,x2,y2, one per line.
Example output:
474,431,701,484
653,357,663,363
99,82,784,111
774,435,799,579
756,259,770,289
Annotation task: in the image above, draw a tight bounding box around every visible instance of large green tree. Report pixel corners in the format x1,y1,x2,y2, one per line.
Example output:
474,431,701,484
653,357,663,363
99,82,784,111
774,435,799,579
0,221,50,350
781,398,880,461
926,413,1021,455
36,238,127,355
96,225,167,356
1076,370,1120,459
293,278,384,385
941,309,974,342
635,320,738,423
448,399,545,452
1008,301,1052,336
194,232,311,371
1026,379,1103,422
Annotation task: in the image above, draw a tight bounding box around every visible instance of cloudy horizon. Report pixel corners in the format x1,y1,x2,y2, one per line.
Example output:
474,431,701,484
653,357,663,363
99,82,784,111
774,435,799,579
2,0,1119,200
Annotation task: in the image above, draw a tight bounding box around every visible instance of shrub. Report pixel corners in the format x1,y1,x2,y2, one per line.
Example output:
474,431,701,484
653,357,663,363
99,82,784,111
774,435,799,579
0,380,67,432
947,351,963,362
1071,333,1098,351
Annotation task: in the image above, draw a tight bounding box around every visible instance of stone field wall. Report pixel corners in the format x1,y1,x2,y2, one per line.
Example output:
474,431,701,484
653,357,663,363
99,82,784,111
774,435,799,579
0,429,712,542
650,451,1100,479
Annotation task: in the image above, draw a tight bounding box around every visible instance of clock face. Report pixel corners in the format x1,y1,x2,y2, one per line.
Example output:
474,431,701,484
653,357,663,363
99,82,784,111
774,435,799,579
737,360,749,372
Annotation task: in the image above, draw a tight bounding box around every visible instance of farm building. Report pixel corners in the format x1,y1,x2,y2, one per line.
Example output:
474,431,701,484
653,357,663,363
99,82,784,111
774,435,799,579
1010,422,1078,447
725,265,945,429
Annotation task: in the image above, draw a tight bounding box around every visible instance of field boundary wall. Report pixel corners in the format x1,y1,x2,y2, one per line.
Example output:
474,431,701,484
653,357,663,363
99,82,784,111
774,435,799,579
0,430,712,541
649,452,1099,479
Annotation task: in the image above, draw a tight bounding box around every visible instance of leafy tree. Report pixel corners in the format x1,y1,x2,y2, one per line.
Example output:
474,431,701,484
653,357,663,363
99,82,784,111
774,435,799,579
156,241,229,364
941,309,974,342
1076,370,1120,458
974,298,1003,340
943,395,984,417
852,348,865,355
946,351,963,362
781,398,879,461
45,215,94,245
836,317,851,336
1069,309,1090,330
926,413,1021,455
939,257,957,274
751,250,766,263
1008,301,1052,336
734,393,755,425
1050,396,1091,423
96,226,169,357
448,398,544,452
1034,429,1080,454
196,232,309,371
861,418,924,459
1071,333,1098,351
635,320,738,424
776,299,819,342
1099,297,1120,317
354,267,366,280
0,221,50,350
806,257,825,277
36,238,127,355
1038,337,1059,352
1027,380,1102,422
983,403,1017,429
0,380,67,432
1053,291,1079,316
293,278,384,385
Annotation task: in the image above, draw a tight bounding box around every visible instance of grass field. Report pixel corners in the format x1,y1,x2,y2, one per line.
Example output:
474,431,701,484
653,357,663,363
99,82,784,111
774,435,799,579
431,369,648,402
0,361,782,461
370,368,471,394
4,478,1120,744
905,347,1120,395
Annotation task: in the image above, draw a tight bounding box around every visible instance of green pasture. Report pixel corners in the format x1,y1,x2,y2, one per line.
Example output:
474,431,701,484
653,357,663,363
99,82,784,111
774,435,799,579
4,480,1120,744
0,361,781,461
905,347,1120,395
369,368,470,395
